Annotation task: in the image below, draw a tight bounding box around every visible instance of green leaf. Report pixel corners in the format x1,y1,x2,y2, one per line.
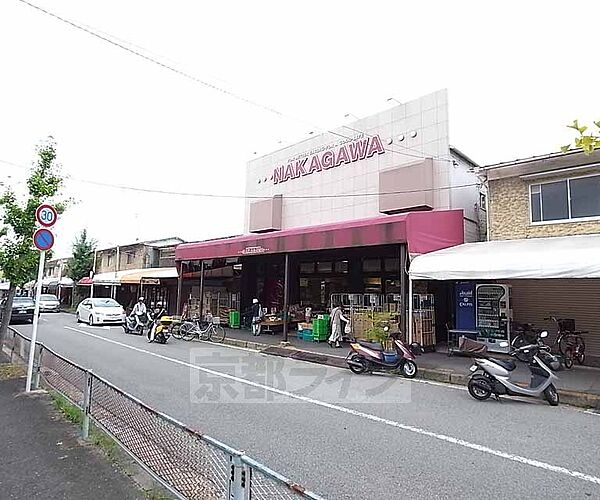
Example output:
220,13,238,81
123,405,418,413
560,145,571,153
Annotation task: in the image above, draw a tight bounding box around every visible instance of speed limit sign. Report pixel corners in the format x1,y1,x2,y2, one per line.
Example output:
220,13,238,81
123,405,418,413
35,204,58,228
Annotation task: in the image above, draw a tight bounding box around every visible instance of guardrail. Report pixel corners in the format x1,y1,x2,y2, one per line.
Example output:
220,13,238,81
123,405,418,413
4,328,325,500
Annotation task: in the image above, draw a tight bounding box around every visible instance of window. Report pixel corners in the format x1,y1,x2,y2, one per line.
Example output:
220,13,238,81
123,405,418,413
126,253,133,265
106,254,112,267
530,174,600,223
362,259,381,272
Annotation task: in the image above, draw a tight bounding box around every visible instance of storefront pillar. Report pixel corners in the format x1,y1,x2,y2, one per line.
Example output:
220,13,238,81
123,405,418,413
176,263,184,316
282,253,290,342
199,260,205,319
399,244,407,337
408,277,414,344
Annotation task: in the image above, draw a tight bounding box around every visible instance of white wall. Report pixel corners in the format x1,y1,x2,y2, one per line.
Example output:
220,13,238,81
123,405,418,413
244,89,479,233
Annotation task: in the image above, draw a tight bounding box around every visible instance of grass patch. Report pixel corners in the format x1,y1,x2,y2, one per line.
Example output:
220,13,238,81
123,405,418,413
90,427,119,461
0,363,26,380
144,488,172,500
49,391,119,462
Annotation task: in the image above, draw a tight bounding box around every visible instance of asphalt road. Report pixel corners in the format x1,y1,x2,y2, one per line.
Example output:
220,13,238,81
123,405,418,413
12,313,600,499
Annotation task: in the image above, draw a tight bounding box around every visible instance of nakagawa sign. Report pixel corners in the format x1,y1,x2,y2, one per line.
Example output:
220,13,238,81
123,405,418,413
272,134,385,185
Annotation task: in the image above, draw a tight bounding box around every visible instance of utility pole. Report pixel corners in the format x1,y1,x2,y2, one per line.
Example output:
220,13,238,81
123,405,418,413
90,250,97,298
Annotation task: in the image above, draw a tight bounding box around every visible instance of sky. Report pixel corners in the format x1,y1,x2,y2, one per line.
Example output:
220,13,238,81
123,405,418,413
1,0,598,257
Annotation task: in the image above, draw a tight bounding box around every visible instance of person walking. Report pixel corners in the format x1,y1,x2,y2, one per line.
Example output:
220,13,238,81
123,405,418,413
251,298,263,336
328,302,348,348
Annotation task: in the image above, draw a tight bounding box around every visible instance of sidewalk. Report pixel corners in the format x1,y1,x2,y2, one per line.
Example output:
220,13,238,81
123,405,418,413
0,357,142,500
222,327,600,408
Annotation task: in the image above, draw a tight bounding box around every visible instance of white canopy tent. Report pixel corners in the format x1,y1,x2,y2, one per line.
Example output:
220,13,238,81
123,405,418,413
407,234,600,342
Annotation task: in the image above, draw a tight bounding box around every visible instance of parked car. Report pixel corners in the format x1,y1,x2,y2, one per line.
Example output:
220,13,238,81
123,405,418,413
76,298,126,326
1,296,36,323
39,294,61,313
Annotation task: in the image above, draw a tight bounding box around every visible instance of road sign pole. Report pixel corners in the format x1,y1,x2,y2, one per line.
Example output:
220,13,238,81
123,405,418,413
26,250,46,392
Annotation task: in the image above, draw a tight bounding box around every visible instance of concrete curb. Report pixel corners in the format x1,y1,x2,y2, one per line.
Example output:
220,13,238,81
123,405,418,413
221,336,600,410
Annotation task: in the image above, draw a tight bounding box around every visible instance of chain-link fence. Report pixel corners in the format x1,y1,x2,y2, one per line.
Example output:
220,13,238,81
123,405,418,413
4,328,325,500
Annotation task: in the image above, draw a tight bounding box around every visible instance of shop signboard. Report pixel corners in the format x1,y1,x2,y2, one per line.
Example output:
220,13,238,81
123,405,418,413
239,245,269,255
455,282,475,330
272,134,385,185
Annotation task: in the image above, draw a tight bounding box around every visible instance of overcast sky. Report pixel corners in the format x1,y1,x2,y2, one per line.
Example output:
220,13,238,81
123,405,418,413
1,0,598,257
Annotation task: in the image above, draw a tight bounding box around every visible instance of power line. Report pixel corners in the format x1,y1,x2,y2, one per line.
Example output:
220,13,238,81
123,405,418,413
16,0,457,165
1,158,479,199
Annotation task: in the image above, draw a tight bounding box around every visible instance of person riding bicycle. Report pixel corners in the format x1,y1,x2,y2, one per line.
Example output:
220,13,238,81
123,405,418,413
131,297,147,328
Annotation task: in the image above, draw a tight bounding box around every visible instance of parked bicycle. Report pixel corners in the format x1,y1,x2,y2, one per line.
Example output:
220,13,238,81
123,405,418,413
179,314,226,343
511,320,574,369
544,316,586,366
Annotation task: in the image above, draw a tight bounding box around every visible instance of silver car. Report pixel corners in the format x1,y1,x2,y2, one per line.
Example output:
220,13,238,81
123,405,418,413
76,298,126,326
39,294,61,312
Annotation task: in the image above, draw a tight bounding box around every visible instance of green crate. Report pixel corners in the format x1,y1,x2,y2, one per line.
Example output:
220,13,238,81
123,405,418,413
228,310,240,328
313,331,328,342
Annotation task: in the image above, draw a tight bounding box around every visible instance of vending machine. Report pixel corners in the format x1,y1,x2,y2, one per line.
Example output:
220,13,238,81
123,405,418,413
475,284,512,353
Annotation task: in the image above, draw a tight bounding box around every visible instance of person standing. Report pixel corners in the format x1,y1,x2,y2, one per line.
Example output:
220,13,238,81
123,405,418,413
251,298,262,336
328,302,348,348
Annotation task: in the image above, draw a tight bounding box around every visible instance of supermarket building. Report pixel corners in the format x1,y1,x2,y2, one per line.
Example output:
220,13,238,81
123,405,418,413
175,89,483,339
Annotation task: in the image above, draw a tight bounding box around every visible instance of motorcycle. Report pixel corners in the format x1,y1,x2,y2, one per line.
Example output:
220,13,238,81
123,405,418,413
123,311,152,336
346,328,420,378
147,308,172,344
466,331,560,406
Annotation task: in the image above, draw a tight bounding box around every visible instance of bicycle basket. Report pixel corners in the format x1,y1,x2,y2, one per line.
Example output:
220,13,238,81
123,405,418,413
212,316,221,325
558,318,575,332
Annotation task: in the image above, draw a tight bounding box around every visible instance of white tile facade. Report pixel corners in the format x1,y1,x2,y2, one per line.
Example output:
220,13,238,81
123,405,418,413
244,89,479,234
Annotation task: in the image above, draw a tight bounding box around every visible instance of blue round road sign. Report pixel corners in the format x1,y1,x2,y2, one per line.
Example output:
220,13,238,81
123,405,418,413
33,228,54,251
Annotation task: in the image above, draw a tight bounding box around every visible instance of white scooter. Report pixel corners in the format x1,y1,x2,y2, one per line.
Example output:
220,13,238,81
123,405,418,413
467,331,560,406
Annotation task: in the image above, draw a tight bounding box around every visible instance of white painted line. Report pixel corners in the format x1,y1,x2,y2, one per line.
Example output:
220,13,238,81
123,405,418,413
64,325,600,486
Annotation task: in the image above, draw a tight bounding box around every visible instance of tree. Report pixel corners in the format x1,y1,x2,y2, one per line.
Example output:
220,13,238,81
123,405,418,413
562,120,600,154
0,138,65,346
66,229,96,282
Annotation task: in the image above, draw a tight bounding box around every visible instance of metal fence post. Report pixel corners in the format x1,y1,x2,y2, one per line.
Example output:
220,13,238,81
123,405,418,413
33,345,44,390
82,370,93,440
228,454,251,500
19,335,25,360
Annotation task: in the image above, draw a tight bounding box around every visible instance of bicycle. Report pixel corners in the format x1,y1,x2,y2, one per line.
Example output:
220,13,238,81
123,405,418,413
545,316,586,366
179,315,226,343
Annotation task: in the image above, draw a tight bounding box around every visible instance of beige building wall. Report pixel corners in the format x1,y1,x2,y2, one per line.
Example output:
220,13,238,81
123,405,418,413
489,176,600,240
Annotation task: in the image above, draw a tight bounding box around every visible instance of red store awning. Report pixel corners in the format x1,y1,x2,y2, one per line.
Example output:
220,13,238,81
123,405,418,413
176,210,465,262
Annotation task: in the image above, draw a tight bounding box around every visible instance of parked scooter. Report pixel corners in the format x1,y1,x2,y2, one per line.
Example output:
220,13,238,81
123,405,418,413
147,307,171,344
123,311,152,336
346,328,420,378
467,331,560,406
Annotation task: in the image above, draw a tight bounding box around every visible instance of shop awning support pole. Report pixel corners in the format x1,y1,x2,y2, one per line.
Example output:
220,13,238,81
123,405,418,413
408,276,413,345
199,261,205,320
399,244,407,338
282,253,290,343
176,263,184,316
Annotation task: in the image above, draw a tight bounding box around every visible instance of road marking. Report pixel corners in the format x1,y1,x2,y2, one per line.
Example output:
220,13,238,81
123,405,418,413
63,325,600,487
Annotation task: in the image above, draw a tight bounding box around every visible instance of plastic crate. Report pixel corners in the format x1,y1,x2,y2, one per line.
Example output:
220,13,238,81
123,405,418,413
229,310,240,328
302,329,314,340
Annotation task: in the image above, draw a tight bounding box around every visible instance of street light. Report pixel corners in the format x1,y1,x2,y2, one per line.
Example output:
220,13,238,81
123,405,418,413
387,97,402,105
344,113,359,120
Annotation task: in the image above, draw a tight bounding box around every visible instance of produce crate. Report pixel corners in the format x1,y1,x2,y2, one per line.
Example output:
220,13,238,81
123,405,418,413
313,318,329,335
312,331,328,342
228,310,240,329
300,329,313,340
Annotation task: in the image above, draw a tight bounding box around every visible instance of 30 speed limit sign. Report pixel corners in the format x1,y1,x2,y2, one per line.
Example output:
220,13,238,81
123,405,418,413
35,204,58,228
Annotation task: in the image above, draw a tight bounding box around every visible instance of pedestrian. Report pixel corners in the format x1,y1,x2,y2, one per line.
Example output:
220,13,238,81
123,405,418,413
328,302,348,348
251,298,263,336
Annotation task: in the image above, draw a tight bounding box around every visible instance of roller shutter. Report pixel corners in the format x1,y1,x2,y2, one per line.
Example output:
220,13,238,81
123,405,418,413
504,279,600,363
